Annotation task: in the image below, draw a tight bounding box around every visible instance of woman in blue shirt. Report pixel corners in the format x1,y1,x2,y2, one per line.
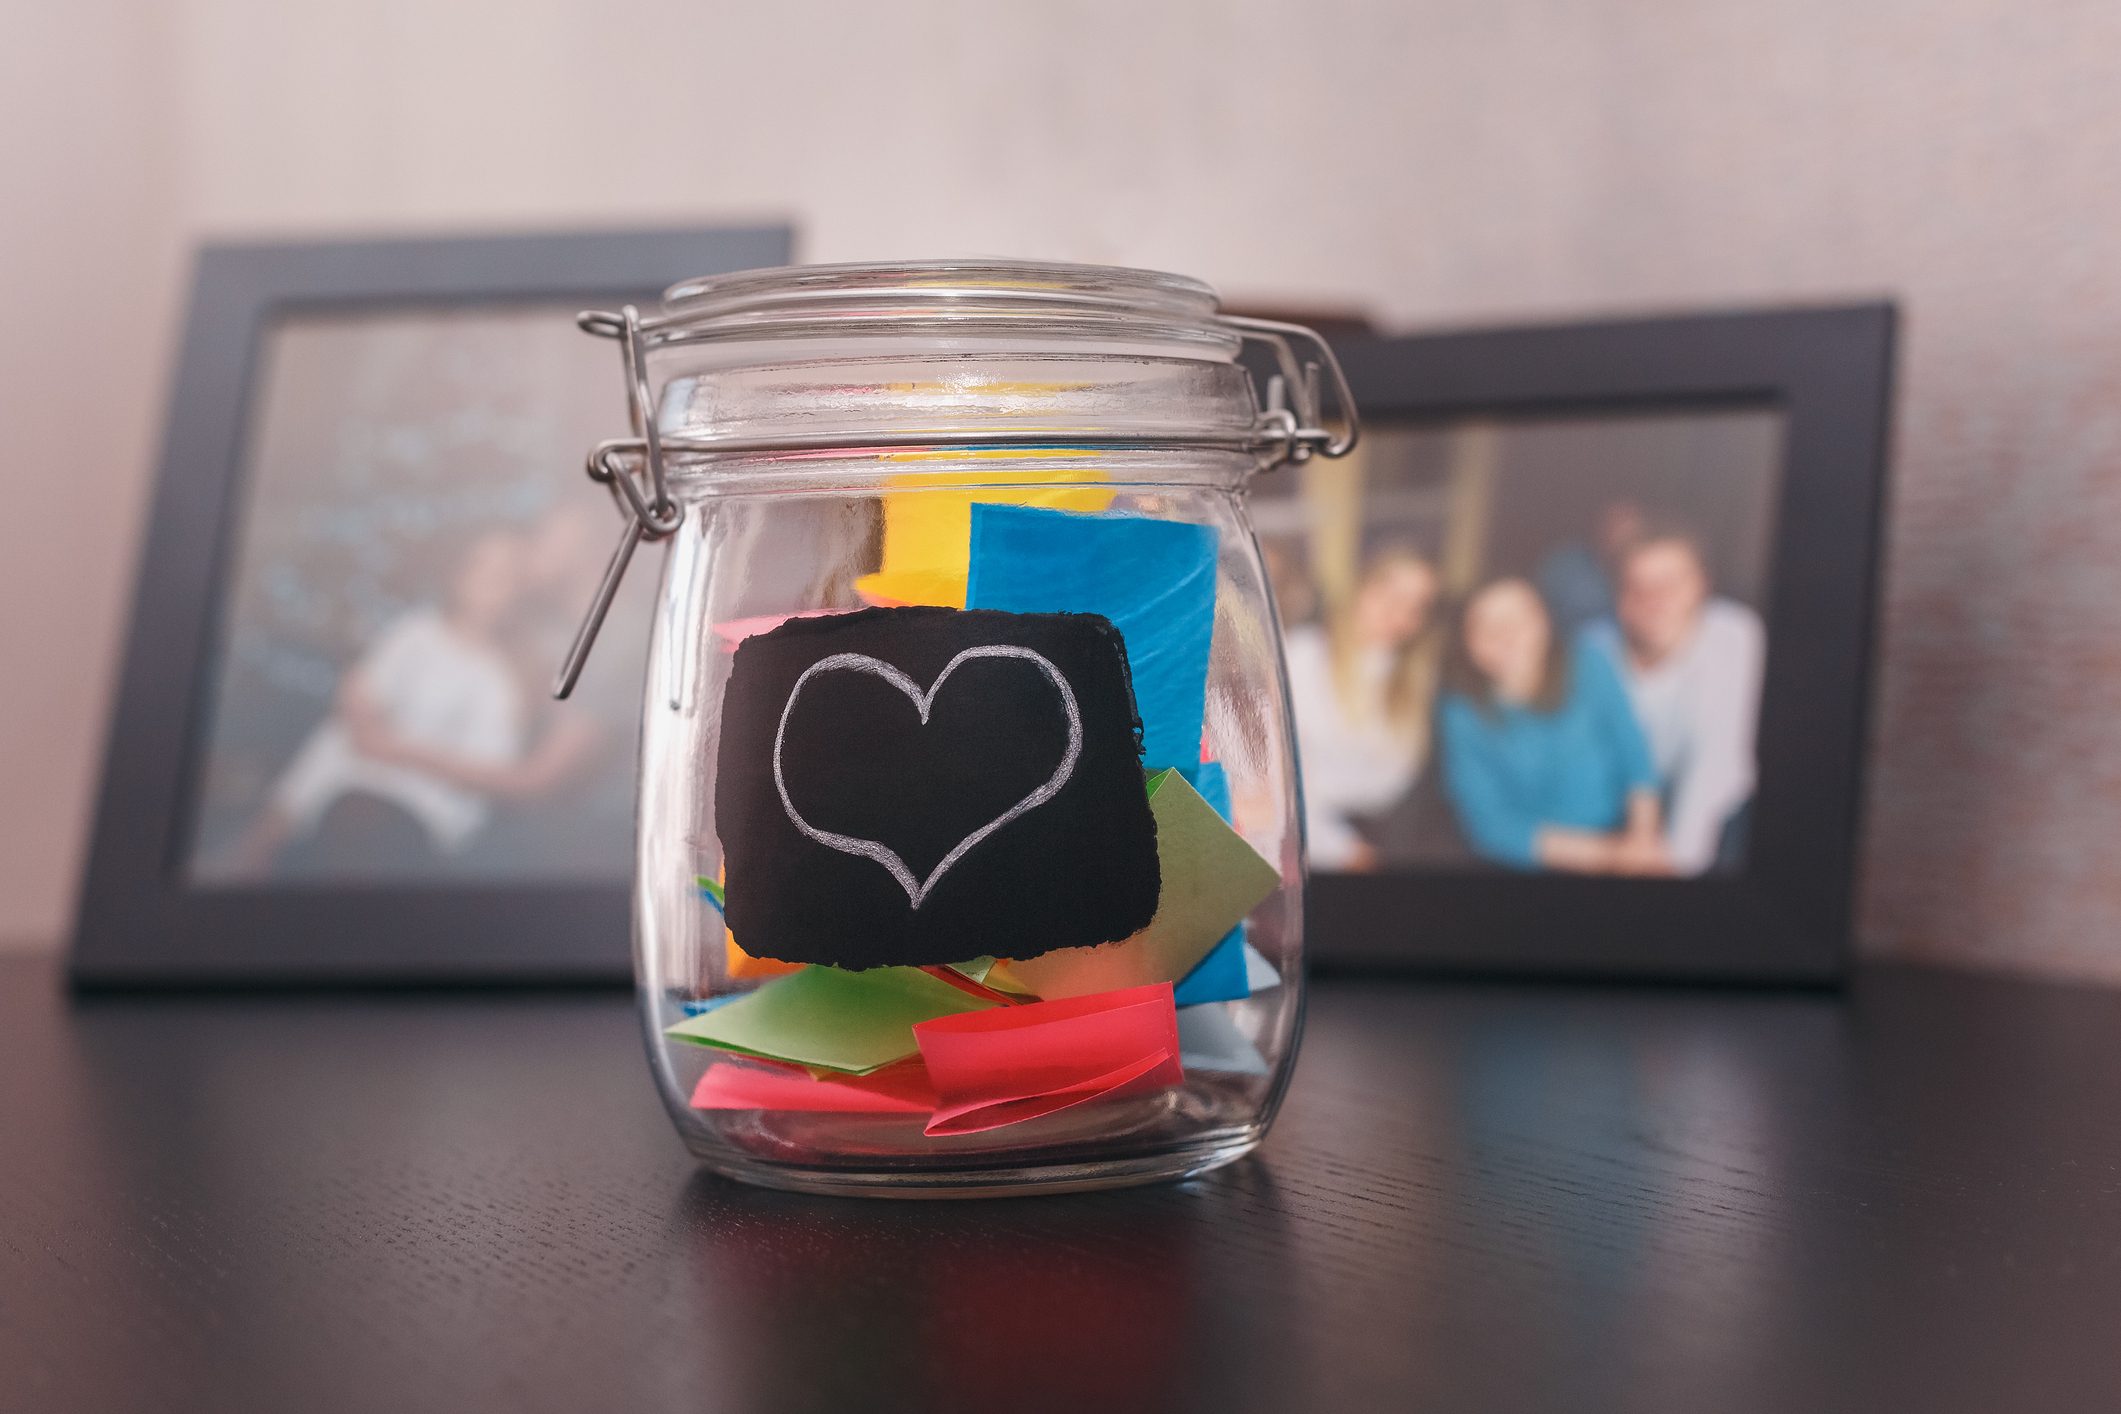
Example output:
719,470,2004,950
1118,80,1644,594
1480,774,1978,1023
1437,578,1670,874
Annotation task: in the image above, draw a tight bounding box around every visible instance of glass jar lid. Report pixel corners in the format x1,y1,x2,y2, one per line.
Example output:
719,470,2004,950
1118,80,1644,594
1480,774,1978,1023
554,260,1360,698
656,259,1234,353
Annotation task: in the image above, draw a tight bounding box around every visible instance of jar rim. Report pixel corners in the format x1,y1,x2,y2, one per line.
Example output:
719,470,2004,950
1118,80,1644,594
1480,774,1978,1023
652,259,1232,350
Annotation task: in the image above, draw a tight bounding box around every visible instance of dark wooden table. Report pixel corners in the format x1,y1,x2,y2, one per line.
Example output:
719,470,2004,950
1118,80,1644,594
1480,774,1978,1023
4,956,2118,1414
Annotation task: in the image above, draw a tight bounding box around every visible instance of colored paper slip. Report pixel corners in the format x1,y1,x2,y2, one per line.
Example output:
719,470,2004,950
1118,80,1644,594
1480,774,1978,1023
993,769,1280,1001
1172,932,1250,1006
667,964,997,1075
856,471,1114,608
689,1063,931,1114
1176,1005,1270,1076
966,504,1218,770
913,982,1183,1136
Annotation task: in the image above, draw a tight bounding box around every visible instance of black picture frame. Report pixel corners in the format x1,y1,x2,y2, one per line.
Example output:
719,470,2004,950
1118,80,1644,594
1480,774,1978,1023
70,225,794,988
1304,304,1896,983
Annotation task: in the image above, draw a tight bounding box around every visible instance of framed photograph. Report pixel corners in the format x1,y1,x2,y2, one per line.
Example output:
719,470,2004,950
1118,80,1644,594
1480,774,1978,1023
1274,305,1896,981
71,225,794,986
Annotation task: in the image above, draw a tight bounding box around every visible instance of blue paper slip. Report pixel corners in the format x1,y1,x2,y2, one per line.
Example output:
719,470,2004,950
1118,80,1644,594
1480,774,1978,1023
966,505,1218,771
1175,936,1283,1006
1174,932,1250,1006
1181,760,1231,819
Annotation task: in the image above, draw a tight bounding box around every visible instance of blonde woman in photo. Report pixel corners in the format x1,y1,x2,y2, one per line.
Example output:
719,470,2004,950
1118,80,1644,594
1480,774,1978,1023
1284,547,1442,871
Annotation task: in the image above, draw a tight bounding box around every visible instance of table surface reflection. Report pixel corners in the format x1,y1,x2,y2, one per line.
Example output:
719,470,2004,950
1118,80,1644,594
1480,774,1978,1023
4,957,2118,1413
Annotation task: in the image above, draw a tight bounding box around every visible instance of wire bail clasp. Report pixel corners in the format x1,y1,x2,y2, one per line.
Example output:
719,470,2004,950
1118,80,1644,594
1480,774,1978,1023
1219,314,1361,469
553,306,680,700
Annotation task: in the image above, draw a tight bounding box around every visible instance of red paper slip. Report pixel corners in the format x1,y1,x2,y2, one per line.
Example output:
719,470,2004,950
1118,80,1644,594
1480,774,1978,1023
690,1062,931,1114
912,983,1183,1137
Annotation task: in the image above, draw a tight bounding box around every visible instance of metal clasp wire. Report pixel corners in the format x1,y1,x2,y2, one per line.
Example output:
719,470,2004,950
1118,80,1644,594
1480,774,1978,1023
553,306,680,699
1219,314,1361,465
551,305,1361,698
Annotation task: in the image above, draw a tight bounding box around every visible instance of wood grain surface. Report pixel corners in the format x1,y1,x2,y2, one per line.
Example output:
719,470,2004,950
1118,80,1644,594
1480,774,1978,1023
4,959,2118,1413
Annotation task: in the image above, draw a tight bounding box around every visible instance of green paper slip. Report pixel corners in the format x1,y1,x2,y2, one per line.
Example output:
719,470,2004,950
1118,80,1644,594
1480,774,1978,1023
995,768,1282,1001
666,964,997,1075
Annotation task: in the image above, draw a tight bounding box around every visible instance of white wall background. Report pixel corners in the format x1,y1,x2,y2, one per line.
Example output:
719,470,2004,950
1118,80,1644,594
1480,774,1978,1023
6,0,2120,980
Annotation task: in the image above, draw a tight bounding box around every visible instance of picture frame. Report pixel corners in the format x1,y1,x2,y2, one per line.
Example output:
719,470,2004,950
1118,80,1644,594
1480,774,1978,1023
70,224,795,987
1295,305,1896,983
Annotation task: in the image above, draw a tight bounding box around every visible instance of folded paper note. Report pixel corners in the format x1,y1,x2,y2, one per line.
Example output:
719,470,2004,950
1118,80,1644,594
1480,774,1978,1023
666,964,996,1074
1173,937,1282,1007
716,606,1161,969
993,769,1279,1000
913,983,1183,1136
689,1062,932,1114
1172,932,1251,1007
1175,1005,1270,1076
922,964,1020,1006
856,467,1113,607
1243,942,1279,993
966,505,1218,771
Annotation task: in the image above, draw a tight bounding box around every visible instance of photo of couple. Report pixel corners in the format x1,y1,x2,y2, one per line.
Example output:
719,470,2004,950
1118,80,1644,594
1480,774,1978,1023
1261,408,1781,878
188,306,652,885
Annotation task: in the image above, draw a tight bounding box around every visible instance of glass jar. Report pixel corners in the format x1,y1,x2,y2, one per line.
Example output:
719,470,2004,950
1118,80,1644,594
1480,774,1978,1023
559,260,1358,1196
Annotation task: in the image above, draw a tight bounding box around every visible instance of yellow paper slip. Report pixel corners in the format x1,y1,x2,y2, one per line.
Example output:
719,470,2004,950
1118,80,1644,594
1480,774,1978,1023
855,466,1114,608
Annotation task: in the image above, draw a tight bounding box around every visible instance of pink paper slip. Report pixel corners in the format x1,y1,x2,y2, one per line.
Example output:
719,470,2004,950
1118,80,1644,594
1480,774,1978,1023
912,983,1183,1137
689,1062,931,1114
710,609,847,651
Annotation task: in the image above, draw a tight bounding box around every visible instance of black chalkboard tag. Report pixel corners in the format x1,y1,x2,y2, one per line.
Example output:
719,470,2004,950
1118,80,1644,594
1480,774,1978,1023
716,606,1162,969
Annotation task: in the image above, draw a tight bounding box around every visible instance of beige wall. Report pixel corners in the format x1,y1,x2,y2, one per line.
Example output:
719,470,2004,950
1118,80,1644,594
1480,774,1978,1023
6,0,2119,980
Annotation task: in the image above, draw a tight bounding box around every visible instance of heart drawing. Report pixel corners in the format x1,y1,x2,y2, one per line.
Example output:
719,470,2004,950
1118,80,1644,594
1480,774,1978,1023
770,645,1084,909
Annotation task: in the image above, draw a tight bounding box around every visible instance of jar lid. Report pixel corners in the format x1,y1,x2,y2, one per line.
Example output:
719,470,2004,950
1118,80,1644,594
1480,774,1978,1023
653,260,1234,352
553,261,1360,697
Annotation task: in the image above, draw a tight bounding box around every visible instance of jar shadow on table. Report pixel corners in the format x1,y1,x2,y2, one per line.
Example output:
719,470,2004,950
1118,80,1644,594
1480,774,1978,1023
665,1160,1303,1414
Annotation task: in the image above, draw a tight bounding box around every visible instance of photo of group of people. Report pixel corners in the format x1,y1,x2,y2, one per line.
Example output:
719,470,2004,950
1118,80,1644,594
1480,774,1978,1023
188,306,651,885
1260,408,1783,878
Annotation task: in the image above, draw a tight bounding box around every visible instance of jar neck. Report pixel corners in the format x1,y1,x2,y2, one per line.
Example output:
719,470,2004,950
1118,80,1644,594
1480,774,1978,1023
659,447,1263,499
649,342,1263,486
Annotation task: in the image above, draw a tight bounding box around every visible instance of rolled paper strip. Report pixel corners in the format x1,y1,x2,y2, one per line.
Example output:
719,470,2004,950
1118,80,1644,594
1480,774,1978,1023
667,964,997,1074
921,964,1023,1006
913,982,1183,1137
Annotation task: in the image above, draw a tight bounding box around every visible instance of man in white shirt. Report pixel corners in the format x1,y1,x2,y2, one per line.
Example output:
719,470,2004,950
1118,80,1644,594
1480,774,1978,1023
225,532,529,876
1583,529,1765,876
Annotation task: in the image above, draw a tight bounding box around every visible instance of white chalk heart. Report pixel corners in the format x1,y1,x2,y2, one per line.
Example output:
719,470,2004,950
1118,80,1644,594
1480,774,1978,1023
771,646,1084,909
